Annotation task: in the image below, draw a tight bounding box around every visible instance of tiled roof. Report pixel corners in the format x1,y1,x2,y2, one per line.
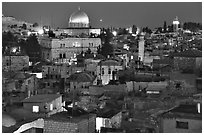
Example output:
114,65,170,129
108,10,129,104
22,94,61,103
172,49,202,58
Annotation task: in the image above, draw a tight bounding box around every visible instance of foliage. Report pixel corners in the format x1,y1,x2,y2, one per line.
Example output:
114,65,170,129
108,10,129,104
22,23,27,30
142,27,152,34
2,31,18,53
98,28,114,57
183,22,202,32
33,22,39,27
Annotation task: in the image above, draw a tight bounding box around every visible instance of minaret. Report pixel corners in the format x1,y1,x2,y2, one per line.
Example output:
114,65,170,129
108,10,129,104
173,16,180,32
138,32,145,62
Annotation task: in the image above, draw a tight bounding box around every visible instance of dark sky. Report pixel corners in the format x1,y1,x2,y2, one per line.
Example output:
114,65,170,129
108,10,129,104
2,2,202,29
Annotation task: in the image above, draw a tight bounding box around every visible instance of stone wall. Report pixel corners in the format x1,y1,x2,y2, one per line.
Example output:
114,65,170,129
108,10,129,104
2,55,29,71
44,120,78,133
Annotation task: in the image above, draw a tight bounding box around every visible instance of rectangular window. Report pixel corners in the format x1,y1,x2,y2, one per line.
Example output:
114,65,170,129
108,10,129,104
63,53,66,58
176,121,188,129
33,106,39,113
102,68,105,75
59,53,62,59
108,68,111,74
50,104,53,111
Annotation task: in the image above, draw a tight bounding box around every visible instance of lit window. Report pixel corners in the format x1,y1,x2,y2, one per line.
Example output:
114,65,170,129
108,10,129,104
33,106,39,113
50,104,53,111
176,121,188,129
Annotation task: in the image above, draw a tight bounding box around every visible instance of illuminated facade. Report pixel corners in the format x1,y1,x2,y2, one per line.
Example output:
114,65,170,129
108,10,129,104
173,16,180,32
40,8,101,64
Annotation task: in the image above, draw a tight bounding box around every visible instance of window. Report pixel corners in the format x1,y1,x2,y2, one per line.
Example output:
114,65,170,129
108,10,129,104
50,104,53,111
102,68,105,75
176,121,188,129
63,53,66,58
108,68,111,74
28,79,31,84
33,106,39,113
59,53,62,59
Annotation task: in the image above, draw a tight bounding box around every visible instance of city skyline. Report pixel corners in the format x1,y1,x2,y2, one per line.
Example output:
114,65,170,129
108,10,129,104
2,2,202,29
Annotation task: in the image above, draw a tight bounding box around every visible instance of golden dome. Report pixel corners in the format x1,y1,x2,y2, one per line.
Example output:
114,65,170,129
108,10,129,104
69,7,89,28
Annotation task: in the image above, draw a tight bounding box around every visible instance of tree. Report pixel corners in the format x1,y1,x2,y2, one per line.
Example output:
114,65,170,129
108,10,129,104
22,23,27,30
142,27,152,34
99,28,114,57
2,31,18,53
132,25,137,34
33,22,39,27
24,35,41,62
163,21,167,33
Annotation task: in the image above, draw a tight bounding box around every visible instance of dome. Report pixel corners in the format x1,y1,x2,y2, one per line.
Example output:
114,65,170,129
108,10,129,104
69,72,94,82
69,7,89,28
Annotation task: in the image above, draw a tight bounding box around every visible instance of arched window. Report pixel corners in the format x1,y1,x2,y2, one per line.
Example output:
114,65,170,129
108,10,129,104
59,54,62,59
108,67,111,74
63,53,66,58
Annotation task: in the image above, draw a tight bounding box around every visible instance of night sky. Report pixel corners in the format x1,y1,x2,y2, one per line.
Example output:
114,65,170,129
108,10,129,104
2,2,202,29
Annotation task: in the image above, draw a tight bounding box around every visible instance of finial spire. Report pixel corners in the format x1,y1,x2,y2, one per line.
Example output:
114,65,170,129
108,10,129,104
78,6,80,10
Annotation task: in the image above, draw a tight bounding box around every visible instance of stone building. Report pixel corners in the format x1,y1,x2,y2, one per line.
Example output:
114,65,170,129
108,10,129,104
22,94,63,116
171,49,202,74
43,110,96,133
2,54,29,71
158,103,202,133
96,59,123,85
39,37,101,63
39,7,101,64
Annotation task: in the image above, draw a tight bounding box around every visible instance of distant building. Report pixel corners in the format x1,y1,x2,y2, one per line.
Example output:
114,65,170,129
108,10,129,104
2,72,38,98
96,59,123,85
96,109,122,132
43,109,96,133
66,72,96,93
22,94,63,116
2,54,29,71
158,103,202,133
39,37,101,64
138,33,145,62
173,16,180,32
171,49,202,74
39,8,101,64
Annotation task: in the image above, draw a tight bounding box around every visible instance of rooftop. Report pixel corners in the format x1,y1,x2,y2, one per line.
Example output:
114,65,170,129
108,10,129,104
68,72,95,82
160,103,202,120
99,59,121,66
171,49,202,58
45,108,95,123
22,94,61,103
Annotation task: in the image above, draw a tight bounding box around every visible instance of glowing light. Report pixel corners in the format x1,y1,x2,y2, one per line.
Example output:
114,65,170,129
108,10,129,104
38,29,44,35
27,31,31,36
100,19,103,22
112,31,117,36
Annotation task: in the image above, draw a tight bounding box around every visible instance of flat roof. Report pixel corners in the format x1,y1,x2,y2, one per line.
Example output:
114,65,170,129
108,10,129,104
160,104,202,120
22,94,61,103
45,111,95,123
